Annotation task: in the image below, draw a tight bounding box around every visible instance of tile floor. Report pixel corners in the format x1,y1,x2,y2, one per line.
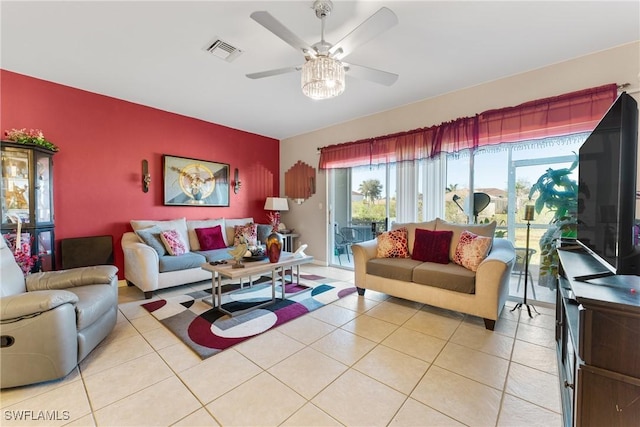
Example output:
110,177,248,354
0,265,562,426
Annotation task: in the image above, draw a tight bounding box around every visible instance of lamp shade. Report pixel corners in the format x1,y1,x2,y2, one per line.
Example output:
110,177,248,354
264,197,289,211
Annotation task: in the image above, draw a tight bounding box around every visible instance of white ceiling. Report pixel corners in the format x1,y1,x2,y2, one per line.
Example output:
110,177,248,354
2,1,639,140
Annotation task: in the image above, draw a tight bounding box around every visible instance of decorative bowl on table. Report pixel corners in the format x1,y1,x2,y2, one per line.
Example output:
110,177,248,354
243,246,267,261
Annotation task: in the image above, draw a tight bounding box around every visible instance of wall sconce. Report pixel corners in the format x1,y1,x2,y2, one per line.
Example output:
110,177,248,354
142,159,151,193
233,168,241,194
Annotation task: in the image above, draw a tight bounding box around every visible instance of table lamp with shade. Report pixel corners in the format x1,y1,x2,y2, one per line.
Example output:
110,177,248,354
264,197,289,232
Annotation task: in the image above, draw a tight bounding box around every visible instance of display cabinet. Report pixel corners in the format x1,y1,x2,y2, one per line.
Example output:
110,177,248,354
1,141,55,271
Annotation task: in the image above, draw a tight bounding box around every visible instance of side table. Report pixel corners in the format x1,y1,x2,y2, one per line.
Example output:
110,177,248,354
280,233,299,252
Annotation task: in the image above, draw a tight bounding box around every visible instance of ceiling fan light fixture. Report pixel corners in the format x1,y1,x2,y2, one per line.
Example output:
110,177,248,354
301,56,345,100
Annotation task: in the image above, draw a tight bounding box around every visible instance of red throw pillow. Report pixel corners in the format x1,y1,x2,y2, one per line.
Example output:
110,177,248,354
412,228,453,264
195,225,227,250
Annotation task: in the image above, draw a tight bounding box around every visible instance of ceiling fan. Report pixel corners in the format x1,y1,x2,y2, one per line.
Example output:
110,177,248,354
246,0,399,100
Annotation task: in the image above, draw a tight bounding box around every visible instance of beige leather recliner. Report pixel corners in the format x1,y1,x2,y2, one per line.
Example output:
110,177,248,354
0,237,119,389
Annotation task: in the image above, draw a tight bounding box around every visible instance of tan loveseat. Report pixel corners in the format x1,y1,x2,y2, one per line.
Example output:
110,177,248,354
352,218,515,330
122,217,272,298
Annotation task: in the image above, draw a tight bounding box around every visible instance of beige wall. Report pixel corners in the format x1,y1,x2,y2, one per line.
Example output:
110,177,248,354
281,41,640,264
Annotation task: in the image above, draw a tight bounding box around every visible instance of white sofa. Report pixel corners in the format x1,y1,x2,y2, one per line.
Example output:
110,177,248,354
352,218,516,330
122,217,271,298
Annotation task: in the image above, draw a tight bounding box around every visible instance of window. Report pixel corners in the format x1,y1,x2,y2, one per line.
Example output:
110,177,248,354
329,134,586,305
441,134,586,303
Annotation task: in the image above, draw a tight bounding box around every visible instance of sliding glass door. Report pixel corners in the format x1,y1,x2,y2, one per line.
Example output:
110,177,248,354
329,164,395,267
508,154,579,304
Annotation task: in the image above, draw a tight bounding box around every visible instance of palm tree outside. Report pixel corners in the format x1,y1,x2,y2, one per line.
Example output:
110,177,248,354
358,179,383,204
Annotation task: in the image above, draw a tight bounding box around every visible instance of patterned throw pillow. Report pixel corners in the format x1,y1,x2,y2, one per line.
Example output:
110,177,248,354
160,229,187,256
436,218,496,261
233,223,258,246
195,225,227,250
376,227,409,258
225,218,254,247
412,229,453,264
453,230,492,271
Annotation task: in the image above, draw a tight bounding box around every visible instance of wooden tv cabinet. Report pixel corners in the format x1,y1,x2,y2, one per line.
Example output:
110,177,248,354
556,247,640,427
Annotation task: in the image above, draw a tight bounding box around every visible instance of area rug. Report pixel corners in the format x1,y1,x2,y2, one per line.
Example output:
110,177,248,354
141,273,356,359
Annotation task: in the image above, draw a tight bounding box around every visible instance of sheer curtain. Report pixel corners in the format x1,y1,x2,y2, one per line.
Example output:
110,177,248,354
422,155,446,221
395,156,447,223
395,161,417,223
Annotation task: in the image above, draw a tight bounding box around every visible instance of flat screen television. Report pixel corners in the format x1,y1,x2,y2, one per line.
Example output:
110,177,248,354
577,92,639,276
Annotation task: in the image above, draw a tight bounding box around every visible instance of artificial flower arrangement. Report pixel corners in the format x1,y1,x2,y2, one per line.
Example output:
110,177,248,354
5,214,39,275
4,128,59,152
267,211,280,232
4,233,38,275
14,237,38,275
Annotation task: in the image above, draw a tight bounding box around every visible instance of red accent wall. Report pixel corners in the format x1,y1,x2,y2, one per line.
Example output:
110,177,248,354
1,70,280,278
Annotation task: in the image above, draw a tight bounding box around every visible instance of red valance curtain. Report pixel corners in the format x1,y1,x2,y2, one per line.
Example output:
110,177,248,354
477,85,619,145
318,83,618,169
432,115,479,156
316,140,373,169
370,127,435,165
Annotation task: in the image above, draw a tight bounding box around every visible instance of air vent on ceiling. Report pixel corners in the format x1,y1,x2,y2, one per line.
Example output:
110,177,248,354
206,38,243,62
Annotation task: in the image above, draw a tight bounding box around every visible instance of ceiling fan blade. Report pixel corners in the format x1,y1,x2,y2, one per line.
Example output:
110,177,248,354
246,66,300,80
330,7,398,59
250,11,314,55
344,63,398,86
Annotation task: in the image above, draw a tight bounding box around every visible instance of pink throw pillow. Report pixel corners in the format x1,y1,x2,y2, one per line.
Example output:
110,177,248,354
160,229,187,256
453,230,492,271
195,225,227,250
412,229,453,264
376,227,409,258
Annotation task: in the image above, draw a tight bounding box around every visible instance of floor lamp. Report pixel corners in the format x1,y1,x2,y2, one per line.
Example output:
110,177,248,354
512,205,539,317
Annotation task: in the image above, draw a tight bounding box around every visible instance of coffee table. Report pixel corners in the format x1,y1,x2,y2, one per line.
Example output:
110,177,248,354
201,253,313,316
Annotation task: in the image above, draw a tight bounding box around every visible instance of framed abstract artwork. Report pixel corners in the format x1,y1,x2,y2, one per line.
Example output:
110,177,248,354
163,155,229,206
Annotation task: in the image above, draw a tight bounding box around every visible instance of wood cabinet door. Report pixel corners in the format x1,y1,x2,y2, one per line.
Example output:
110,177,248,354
577,366,640,427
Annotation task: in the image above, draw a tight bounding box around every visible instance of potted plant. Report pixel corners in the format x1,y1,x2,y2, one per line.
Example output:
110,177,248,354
528,155,578,289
